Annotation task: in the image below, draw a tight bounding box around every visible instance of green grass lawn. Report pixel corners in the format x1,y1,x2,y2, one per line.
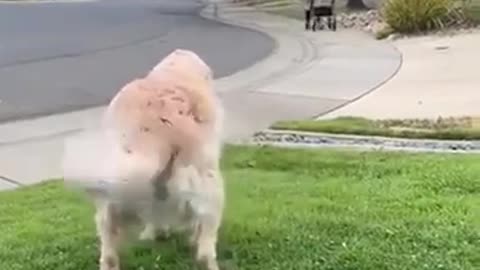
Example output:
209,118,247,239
1,145,479,270
271,116,480,140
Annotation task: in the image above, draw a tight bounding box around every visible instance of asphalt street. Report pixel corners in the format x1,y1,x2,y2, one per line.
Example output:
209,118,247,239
0,0,274,122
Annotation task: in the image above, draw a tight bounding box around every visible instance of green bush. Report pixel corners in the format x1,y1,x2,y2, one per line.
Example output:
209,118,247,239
382,0,465,33
463,0,480,22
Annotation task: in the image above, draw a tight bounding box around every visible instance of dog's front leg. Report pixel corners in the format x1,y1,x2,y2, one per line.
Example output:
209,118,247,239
138,204,156,241
95,203,123,270
139,222,171,241
188,221,200,247
139,222,156,241
138,202,171,241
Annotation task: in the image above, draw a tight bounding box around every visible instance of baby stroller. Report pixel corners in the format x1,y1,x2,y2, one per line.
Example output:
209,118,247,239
309,0,337,31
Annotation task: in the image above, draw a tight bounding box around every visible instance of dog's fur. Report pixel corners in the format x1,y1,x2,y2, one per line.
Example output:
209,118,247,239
63,49,225,270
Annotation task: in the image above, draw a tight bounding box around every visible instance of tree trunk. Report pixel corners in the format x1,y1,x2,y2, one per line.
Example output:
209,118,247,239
347,0,367,10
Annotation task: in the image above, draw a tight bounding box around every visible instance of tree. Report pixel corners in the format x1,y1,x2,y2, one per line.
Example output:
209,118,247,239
347,0,367,9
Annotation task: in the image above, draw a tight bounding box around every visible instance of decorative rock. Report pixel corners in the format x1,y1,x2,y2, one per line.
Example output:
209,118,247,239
386,33,401,40
336,9,381,34
368,21,387,33
249,130,480,153
335,2,478,37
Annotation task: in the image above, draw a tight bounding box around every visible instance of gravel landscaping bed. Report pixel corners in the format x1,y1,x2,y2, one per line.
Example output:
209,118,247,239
337,9,478,38
248,129,480,153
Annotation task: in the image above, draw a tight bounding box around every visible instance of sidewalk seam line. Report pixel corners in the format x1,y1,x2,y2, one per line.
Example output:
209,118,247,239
0,175,23,186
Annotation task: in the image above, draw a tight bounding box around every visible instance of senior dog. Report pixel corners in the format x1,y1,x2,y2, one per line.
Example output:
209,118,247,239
63,49,225,270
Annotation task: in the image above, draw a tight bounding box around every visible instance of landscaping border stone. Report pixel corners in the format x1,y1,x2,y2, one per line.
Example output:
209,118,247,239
245,129,480,153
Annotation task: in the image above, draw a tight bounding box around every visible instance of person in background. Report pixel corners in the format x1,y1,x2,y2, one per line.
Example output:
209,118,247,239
303,0,313,30
303,0,333,30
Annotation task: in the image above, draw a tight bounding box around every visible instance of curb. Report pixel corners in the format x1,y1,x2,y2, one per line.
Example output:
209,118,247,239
314,43,404,120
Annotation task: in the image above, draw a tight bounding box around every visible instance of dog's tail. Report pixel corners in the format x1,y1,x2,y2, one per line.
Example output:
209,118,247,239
62,128,172,202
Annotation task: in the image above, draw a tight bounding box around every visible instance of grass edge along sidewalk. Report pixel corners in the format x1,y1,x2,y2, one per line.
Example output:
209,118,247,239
0,145,479,270
271,116,480,141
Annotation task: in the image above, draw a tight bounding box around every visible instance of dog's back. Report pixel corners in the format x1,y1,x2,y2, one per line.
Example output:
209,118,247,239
63,49,224,200
104,49,221,169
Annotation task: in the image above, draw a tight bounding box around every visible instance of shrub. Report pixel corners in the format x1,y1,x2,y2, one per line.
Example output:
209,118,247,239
381,0,466,33
463,0,480,22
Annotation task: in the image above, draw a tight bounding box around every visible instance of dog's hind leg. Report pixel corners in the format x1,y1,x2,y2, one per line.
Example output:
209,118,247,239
191,168,224,270
194,218,220,270
95,203,123,270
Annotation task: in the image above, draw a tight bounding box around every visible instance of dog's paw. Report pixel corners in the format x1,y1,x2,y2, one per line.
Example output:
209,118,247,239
139,225,156,241
154,230,171,242
100,255,120,270
188,232,198,247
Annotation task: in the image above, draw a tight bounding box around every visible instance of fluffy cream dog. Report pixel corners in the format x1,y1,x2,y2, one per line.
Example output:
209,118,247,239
63,49,225,270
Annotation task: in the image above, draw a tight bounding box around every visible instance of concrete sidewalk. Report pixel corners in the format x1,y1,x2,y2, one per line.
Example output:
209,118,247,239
204,0,400,138
323,30,480,120
0,0,401,190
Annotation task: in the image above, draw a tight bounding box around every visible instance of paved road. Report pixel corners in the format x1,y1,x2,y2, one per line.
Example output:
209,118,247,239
0,0,274,122
0,1,403,189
